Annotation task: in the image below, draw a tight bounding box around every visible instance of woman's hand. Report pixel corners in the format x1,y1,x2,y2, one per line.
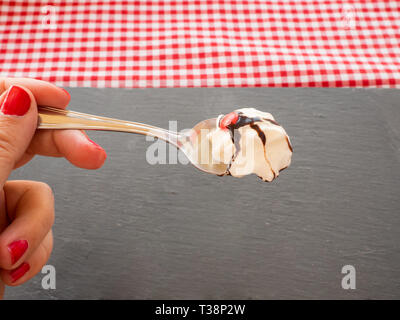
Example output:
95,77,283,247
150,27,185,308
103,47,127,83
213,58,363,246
0,78,107,298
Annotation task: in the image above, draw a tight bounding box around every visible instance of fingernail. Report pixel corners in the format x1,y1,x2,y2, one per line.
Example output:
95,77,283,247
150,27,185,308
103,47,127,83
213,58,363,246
0,86,31,116
87,137,102,149
87,137,106,156
87,137,107,160
10,262,30,283
61,88,70,99
8,240,28,265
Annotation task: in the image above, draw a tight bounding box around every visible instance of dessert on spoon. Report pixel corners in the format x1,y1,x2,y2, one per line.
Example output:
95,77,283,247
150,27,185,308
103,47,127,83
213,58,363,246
205,108,293,181
38,106,292,181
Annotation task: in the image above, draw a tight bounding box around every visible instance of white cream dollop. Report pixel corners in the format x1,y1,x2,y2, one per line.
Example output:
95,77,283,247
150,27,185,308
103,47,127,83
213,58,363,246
207,108,293,181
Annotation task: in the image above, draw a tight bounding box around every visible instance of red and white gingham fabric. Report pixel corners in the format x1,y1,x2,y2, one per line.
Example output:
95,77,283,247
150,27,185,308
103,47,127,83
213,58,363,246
1,0,399,88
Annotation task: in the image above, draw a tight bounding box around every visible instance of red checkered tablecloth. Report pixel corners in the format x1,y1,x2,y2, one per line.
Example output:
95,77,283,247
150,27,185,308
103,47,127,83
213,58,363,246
1,0,399,88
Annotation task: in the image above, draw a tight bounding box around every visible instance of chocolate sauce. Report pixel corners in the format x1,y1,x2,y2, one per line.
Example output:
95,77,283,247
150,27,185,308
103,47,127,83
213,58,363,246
251,123,276,179
226,128,241,174
227,113,281,130
263,118,280,126
229,114,261,130
249,123,266,145
279,165,288,172
285,136,293,152
224,114,272,177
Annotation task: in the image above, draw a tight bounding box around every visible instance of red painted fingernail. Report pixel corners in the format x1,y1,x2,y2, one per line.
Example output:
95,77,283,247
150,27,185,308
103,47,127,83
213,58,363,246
10,262,30,283
219,112,239,129
0,86,31,116
87,137,104,151
61,88,70,99
8,240,28,265
87,137,107,159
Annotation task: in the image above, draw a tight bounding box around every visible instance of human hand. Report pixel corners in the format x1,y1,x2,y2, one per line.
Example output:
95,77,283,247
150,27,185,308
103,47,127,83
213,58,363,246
0,78,107,298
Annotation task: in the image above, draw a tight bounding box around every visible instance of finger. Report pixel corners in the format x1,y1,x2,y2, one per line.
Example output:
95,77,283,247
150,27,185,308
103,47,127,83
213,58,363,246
0,190,6,299
23,129,107,170
13,153,34,169
0,77,70,108
0,86,37,188
0,189,8,233
1,230,53,286
0,180,54,270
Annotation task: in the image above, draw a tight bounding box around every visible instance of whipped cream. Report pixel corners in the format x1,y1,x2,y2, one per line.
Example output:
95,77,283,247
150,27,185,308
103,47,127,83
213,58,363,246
207,108,293,181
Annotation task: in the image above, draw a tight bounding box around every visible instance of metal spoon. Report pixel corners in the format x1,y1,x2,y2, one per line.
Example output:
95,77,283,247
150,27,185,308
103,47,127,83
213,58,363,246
37,106,228,175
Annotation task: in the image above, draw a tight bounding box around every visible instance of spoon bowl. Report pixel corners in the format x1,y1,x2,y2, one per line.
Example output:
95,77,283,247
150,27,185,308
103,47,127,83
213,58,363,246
180,118,229,176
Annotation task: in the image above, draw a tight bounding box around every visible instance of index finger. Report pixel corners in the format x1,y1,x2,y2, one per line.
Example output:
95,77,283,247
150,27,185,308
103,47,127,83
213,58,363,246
0,78,70,109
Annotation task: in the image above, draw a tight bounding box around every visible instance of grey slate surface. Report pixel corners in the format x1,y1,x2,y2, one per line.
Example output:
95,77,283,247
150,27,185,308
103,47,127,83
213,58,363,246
6,88,400,299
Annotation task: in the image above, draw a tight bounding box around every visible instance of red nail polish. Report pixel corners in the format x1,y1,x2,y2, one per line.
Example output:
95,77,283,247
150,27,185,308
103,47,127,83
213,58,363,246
61,88,70,99
0,86,31,116
87,138,101,149
8,240,28,265
10,262,30,283
87,137,107,158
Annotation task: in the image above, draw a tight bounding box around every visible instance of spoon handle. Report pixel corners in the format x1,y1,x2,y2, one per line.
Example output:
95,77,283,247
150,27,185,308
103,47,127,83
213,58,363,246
37,106,179,146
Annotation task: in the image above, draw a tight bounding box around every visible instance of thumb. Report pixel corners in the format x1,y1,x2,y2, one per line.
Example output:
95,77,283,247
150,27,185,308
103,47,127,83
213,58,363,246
0,86,37,188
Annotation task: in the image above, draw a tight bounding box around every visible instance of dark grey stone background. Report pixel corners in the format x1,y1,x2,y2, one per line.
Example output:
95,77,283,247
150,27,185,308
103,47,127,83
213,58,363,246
6,88,400,299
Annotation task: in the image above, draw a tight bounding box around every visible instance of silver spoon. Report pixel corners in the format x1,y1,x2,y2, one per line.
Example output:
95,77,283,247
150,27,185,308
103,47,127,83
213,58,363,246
37,106,228,175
